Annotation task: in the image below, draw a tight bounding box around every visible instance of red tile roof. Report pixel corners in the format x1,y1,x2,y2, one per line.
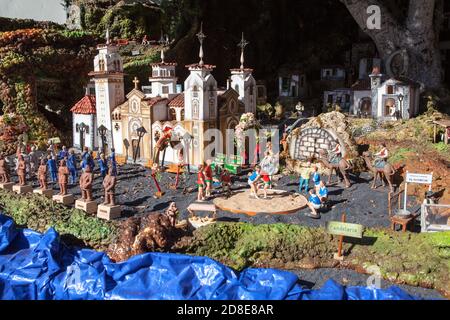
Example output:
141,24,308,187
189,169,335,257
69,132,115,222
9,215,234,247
185,63,216,70
70,95,96,114
168,93,184,108
145,97,168,108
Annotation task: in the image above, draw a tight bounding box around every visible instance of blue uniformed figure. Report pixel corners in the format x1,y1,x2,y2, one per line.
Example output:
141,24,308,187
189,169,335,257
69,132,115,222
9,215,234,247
58,146,69,161
312,166,321,190
109,148,117,176
98,153,108,178
88,151,95,171
67,149,78,185
47,155,58,182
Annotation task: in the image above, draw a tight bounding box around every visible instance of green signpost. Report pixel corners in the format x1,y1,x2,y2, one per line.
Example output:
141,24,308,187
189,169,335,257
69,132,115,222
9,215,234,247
326,221,363,239
326,214,364,260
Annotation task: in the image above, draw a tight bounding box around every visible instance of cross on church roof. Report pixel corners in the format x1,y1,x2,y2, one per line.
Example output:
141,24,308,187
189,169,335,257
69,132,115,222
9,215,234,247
133,77,140,90
238,32,249,70
196,22,207,66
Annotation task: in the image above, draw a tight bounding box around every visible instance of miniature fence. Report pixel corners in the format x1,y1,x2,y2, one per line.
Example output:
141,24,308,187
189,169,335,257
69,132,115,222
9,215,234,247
421,204,450,232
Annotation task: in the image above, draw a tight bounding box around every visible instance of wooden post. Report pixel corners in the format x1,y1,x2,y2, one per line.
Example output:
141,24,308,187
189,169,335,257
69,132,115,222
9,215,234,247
337,213,346,258
404,171,409,212
433,123,436,144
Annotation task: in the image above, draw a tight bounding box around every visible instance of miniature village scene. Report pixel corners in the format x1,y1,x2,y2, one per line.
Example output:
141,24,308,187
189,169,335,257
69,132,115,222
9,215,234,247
0,0,449,301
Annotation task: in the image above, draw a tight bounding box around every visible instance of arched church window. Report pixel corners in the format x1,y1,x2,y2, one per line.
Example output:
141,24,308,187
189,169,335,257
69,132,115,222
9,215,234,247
180,109,185,121
169,108,177,121
193,86,199,98
99,59,105,71
193,100,199,119
209,99,215,119
249,85,254,96
209,85,215,98
235,85,239,93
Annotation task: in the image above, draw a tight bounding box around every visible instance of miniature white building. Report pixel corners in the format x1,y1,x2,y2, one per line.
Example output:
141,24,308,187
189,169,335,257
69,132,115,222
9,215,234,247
71,94,97,151
89,32,125,153
368,68,420,120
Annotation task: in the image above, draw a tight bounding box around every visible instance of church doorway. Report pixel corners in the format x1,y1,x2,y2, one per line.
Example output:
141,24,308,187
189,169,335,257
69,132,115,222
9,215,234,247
384,98,396,117
360,97,372,117
132,139,140,160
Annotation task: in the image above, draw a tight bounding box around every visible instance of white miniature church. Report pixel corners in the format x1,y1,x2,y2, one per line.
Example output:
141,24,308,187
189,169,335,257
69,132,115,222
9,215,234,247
71,27,257,167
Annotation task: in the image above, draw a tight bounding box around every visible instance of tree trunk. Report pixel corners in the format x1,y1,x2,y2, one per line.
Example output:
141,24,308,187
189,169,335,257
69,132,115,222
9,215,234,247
342,0,442,90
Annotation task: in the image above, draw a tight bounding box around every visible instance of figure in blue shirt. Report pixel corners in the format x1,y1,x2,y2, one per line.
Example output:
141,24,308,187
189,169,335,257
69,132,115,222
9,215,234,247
88,151,95,171
67,149,78,185
109,148,117,176
47,155,58,182
98,153,108,178
312,166,321,191
58,146,69,161
318,181,328,203
305,189,321,219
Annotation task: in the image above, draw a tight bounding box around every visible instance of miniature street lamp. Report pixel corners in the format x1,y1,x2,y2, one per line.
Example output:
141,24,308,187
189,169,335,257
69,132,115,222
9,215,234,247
133,126,147,163
398,94,404,120
97,125,108,156
182,133,193,174
79,122,88,151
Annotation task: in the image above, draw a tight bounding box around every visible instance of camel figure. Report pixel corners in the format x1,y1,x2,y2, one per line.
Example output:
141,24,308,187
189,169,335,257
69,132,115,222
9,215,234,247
362,152,396,192
318,150,352,188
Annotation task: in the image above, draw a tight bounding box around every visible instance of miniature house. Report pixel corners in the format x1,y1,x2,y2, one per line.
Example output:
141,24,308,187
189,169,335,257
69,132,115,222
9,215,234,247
71,94,97,151
278,70,307,99
368,68,420,120
323,88,353,112
320,66,346,82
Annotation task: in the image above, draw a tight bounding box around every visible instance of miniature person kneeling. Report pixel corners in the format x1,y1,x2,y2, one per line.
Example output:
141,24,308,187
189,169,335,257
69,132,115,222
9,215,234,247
318,181,329,203
305,189,322,219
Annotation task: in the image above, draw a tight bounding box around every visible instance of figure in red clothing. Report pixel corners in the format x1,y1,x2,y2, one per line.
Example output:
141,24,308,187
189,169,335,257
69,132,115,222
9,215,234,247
220,169,232,198
204,160,213,198
197,164,206,202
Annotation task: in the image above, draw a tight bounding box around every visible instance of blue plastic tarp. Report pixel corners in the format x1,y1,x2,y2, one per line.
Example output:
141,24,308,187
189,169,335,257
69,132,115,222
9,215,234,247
0,214,421,300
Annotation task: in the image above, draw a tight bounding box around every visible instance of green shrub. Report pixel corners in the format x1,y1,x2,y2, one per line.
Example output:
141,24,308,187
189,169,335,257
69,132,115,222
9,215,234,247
0,189,117,248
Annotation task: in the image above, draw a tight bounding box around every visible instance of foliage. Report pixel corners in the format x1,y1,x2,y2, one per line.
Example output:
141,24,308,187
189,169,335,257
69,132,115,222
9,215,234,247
433,142,450,155
183,222,450,295
0,27,98,148
388,147,416,165
0,189,117,249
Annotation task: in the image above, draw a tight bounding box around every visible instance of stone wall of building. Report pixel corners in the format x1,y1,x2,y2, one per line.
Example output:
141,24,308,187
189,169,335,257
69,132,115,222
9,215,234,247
289,127,339,160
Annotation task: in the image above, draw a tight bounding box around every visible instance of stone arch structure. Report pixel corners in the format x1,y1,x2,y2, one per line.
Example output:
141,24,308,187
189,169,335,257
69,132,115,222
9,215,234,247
289,127,345,160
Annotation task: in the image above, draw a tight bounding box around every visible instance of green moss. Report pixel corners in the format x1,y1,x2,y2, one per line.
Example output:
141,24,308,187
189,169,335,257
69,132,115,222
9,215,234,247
388,147,416,164
183,223,450,295
0,189,117,248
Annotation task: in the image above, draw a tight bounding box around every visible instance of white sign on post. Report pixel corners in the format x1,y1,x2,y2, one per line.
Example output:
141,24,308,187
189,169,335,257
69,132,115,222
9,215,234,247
406,173,433,185
403,171,433,212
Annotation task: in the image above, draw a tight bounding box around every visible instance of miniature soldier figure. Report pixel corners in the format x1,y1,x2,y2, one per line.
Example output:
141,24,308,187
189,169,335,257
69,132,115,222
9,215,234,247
28,145,39,178
37,159,48,190
17,155,27,186
47,155,58,182
80,165,94,201
0,155,11,183
47,140,56,158
98,153,108,178
58,146,69,161
102,167,117,206
109,148,117,176
67,149,78,185
57,159,70,195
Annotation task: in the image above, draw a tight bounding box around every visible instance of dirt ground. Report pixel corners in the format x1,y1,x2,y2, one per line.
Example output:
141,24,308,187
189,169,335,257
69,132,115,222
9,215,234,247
6,162,445,299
